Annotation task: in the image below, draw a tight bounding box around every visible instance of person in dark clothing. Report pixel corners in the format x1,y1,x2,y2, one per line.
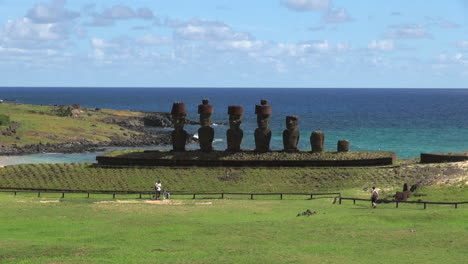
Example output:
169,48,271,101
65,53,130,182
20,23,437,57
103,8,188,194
371,186,379,208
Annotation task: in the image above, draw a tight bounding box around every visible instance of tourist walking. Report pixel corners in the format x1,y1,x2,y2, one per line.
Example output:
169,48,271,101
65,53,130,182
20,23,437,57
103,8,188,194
371,187,379,208
155,180,162,200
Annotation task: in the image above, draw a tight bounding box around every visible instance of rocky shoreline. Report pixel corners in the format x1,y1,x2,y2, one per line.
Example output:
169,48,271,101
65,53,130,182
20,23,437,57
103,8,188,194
0,110,199,155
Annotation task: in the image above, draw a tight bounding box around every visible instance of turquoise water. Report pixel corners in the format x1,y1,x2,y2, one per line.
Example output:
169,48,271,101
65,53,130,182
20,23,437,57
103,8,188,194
1,87,467,164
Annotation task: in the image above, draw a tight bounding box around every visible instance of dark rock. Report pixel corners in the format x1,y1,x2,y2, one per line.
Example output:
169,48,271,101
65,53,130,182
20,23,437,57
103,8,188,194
410,184,420,192
297,209,316,217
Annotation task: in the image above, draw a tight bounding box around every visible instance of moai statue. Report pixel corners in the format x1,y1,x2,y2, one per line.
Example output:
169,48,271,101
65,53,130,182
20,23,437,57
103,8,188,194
310,131,325,152
198,99,214,152
337,140,350,152
283,115,300,152
226,105,244,152
254,99,272,152
171,102,188,152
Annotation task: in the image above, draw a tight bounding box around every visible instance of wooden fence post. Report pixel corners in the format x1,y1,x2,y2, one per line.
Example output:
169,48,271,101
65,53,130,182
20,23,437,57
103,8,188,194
424,203,427,209
353,199,356,205
14,191,16,196
38,192,40,197
139,193,142,199
221,193,224,199
455,203,458,209
280,194,283,200
339,197,342,204
61,192,65,198
310,194,313,200
396,202,399,208
193,194,196,199
87,193,90,198
250,194,254,200
113,193,116,199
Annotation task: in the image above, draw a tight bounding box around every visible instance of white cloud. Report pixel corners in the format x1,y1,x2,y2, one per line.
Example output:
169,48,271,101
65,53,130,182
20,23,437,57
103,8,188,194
169,18,251,41
322,8,352,23
281,0,330,11
0,17,71,49
368,40,394,52
267,40,351,57
137,34,173,46
385,24,432,39
455,41,468,49
26,0,79,24
214,40,265,52
87,5,155,27
91,38,119,49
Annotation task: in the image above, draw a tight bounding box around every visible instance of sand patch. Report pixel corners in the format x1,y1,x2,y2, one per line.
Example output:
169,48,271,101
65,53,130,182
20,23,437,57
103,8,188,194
95,200,141,204
195,202,212,205
145,200,182,205
94,200,183,205
40,200,60,203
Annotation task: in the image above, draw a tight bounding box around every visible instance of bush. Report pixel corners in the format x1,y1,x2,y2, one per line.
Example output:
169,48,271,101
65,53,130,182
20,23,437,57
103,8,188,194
0,114,10,126
54,106,73,117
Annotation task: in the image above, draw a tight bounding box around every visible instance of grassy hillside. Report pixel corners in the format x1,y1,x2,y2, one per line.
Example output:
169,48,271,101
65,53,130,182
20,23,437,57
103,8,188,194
0,162,467,200
0,103,141,146
0,193,466,264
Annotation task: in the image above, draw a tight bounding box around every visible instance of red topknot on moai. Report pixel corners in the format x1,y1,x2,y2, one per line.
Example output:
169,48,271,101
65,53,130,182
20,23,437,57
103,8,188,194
226,105,244,152
198,99,214,152
171,102,188,151
254,99,272,152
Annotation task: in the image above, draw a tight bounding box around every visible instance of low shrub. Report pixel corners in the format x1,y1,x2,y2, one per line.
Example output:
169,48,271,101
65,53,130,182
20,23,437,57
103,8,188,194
0,114,10,126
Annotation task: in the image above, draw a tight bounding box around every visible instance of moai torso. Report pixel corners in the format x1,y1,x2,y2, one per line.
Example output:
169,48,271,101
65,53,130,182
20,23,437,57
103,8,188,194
171,102,188,152
310,131,325,152
171,129,188,151
254,100,272,153
198,99,214,152
226,106,244,152
283,116,300,152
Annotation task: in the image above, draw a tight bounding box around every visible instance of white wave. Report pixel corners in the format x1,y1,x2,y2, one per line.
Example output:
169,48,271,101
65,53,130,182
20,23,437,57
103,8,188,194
193,133,199,139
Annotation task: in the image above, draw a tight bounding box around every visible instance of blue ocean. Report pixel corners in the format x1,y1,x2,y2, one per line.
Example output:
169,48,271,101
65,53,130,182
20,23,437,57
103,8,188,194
1,87,468,160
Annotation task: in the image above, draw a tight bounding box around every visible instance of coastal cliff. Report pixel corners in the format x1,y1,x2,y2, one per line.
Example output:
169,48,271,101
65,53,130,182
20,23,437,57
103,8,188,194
0,103,196,155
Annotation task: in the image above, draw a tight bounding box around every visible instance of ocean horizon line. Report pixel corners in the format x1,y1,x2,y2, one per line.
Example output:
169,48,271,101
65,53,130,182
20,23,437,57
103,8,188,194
1,86,467,90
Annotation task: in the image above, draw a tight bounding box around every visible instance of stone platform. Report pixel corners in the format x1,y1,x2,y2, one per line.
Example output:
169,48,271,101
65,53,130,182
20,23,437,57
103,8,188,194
96,150,396,167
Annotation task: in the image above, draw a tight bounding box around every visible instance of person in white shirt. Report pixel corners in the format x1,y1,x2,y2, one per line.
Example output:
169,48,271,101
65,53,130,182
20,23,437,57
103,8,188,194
371,187,379,208
155,180,162,200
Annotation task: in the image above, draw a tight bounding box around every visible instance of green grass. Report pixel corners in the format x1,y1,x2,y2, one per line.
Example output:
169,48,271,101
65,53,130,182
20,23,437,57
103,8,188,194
0,192,466,264
0,162,466,202
0,103,141,146
103,149,395,161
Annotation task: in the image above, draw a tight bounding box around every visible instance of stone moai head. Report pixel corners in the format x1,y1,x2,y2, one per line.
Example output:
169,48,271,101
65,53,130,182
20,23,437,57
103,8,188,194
255,99,272,129
228,105,244,129
286,115,299,130
198,99,214,127
171,102,187,129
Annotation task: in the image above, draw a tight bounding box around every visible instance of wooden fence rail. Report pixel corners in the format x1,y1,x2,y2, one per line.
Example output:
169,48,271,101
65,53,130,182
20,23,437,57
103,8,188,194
338,197,468,209
0,187,340,200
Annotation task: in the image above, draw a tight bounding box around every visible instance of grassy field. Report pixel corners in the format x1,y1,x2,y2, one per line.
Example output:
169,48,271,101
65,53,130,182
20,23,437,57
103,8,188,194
0,103,141,146
0,191,467,264
0,162,467,201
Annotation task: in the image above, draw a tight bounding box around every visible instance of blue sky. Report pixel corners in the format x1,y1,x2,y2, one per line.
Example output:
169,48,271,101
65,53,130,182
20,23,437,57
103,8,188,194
0,0,467,88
